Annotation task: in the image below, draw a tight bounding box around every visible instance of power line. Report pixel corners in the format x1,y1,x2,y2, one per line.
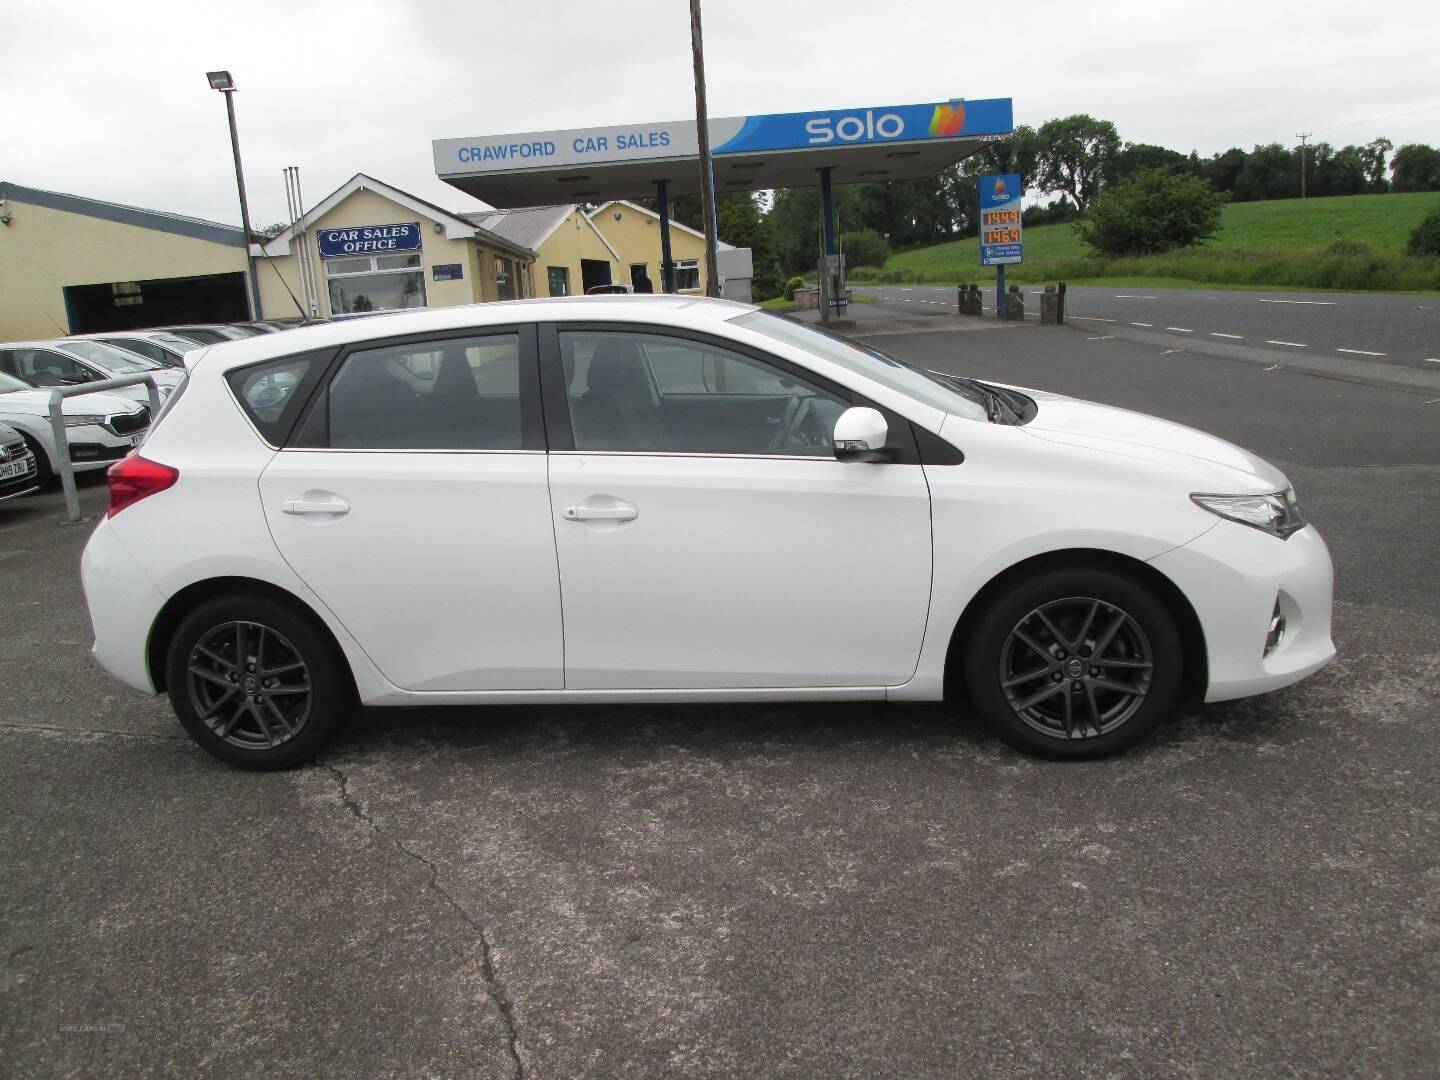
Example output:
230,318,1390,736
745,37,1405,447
1308,102,1440,137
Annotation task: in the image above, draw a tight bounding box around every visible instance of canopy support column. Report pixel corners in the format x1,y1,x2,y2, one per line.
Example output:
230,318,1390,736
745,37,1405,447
656,179,676,293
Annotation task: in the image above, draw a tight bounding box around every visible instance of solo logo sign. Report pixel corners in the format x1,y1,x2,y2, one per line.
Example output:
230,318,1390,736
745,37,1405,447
805,110,905,145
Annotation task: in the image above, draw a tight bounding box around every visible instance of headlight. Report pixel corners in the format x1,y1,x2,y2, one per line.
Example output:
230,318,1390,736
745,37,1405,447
1191,489,1305,539
62,414,105,428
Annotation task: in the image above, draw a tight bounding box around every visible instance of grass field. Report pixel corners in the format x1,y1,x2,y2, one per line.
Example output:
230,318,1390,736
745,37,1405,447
849,192,1440,292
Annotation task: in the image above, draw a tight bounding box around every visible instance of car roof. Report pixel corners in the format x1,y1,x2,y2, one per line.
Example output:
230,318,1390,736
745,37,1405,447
191,295,760,373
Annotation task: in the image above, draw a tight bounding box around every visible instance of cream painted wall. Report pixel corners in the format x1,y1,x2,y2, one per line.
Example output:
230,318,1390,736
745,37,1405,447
534,209,620,296
589,202,711,294
256,187,533,318
0,199,246,340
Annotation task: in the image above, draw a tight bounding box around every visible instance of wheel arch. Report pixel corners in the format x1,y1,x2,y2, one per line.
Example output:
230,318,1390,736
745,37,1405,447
943,547,1208,701
147,576,356,695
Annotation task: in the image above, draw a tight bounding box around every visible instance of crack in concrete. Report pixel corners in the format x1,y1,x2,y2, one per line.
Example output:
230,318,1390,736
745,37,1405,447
319,762,525,1080
0,721,184,741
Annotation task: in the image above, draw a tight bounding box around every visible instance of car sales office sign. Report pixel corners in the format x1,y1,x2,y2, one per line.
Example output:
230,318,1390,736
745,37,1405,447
317,222,422,258
979,175,1023,266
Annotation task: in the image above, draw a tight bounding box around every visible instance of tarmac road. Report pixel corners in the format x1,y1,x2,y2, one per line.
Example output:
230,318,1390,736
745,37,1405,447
2,318,1436,1078
853,282,1440,373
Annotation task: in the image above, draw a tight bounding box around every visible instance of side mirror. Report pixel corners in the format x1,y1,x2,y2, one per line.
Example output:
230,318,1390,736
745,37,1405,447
833,406,893,462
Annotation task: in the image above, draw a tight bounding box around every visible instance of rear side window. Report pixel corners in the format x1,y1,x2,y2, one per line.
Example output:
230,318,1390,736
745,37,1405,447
226,349,333,445
324,333,523,450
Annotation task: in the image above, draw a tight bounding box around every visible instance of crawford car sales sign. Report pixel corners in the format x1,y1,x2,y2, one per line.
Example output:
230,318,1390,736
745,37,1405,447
317,222,421,257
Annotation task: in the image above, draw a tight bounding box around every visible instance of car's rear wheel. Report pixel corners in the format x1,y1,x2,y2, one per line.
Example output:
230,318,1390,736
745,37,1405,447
166,595,354,770
963,566,1182,759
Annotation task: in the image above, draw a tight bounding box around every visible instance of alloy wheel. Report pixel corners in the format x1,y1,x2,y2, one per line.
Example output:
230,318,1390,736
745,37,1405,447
187,620,313,750
998,597,1154,740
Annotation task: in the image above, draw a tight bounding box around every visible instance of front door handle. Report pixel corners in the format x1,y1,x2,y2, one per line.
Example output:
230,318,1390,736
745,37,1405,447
282,496,350,516
563,503,638,522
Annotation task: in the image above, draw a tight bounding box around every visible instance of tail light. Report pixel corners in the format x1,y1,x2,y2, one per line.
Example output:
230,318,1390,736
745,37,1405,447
107,453,178,518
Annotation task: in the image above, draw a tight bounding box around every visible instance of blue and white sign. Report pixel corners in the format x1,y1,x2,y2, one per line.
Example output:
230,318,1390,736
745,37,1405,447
979,174,1023,267
318,222,422,258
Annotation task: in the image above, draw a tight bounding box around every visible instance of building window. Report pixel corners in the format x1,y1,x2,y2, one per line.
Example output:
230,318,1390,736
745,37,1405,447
675,259,700,291
495,257,514,301
325,252,425,314
547,266,569,297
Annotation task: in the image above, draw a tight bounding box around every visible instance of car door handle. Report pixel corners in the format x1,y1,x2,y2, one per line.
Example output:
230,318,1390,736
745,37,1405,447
563,504,638,522
281,497,350,516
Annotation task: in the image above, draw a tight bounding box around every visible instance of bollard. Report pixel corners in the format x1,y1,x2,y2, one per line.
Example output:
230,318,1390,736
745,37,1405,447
1040,285,1059,324
1057,281,1067,324
1004,284,1025,321
966,283,983,316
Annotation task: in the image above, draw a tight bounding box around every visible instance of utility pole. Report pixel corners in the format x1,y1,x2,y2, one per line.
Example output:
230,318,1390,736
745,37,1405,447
1296,132,1312,199
689,0,721,297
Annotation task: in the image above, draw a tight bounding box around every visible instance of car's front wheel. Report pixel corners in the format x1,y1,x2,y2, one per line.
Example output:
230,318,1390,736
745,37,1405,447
166,595,354,770
964,566,1183,758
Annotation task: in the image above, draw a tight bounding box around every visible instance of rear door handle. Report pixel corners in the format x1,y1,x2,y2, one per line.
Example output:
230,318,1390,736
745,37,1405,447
563,504,638,522
282,497,350,516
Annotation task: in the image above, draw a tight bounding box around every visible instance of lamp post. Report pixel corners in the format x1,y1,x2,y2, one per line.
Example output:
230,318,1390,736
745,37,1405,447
206,70,263,319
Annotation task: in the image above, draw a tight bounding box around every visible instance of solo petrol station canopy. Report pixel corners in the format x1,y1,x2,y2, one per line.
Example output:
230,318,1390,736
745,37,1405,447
433,98,1014,207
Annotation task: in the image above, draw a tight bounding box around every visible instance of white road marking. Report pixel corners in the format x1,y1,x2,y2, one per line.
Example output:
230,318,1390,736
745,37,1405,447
1258,299,1336,305
1087,335,1114,340
1266,340,1308,348
1210,332,1243,339
1166,327,1195,333
1115,295,1157,299
1425,358,1440,363
1131,322,1153,327
1336,348,1387,357
1071,316,1117,322
1162,348,1185,354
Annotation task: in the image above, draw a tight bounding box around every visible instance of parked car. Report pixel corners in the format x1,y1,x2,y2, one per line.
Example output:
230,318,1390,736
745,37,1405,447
82,296,1335,770
585,283,633,295
0,340,184,403
0,420,41,502
63,330,204,368
0,370,149,485
157,325,253,345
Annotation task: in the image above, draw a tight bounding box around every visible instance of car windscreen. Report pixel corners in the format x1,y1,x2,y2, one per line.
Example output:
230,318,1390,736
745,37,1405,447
150,334,202,352
729,310,989,423
61,340,161,374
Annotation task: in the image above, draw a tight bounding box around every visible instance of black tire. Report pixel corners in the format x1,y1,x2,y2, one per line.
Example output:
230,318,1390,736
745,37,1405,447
19,434,55,488
963,565,1183,759
166,594,355,770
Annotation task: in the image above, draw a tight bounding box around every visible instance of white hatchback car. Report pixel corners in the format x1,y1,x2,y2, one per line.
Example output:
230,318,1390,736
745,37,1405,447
81,297,1334,769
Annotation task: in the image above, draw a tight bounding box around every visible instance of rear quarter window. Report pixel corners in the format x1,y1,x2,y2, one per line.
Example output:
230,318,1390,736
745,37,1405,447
225,348,335,445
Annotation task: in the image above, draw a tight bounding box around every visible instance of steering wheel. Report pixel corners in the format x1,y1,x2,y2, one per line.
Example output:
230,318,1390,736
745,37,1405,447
767,396,813,452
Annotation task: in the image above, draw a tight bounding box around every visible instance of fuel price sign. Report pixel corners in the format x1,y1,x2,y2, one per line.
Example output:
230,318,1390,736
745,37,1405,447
979,174,1023,266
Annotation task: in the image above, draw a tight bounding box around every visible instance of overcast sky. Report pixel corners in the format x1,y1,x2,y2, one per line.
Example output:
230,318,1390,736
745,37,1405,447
4,0,1437,227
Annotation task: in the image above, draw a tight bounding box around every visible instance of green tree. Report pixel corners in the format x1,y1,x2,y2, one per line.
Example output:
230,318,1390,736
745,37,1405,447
1075,168,1224,256
1362,138,1394,191
1033,114,1121,212
1391,144,1440,192
1405,205,1440,256
841,227,890,268
1114,142,1190,180
1201,148,1247,194
1233,143,1299,201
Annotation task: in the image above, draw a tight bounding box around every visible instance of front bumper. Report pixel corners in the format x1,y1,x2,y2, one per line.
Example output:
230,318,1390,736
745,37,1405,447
81,518,166,694
1149,521,1335,702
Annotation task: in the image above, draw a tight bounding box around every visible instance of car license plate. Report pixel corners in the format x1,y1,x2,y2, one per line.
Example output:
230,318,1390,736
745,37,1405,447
0,458,27,480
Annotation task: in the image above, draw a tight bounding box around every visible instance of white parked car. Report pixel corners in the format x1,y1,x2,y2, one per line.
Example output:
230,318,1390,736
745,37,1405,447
0,371,151,484
0,339,184,402
0,420,41,502
81,296,1335,770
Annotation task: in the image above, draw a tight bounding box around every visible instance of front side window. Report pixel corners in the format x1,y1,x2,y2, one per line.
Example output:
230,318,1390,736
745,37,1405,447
325,252,426,315
559,331,847,455
326,333,522,450
547,267,569,297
